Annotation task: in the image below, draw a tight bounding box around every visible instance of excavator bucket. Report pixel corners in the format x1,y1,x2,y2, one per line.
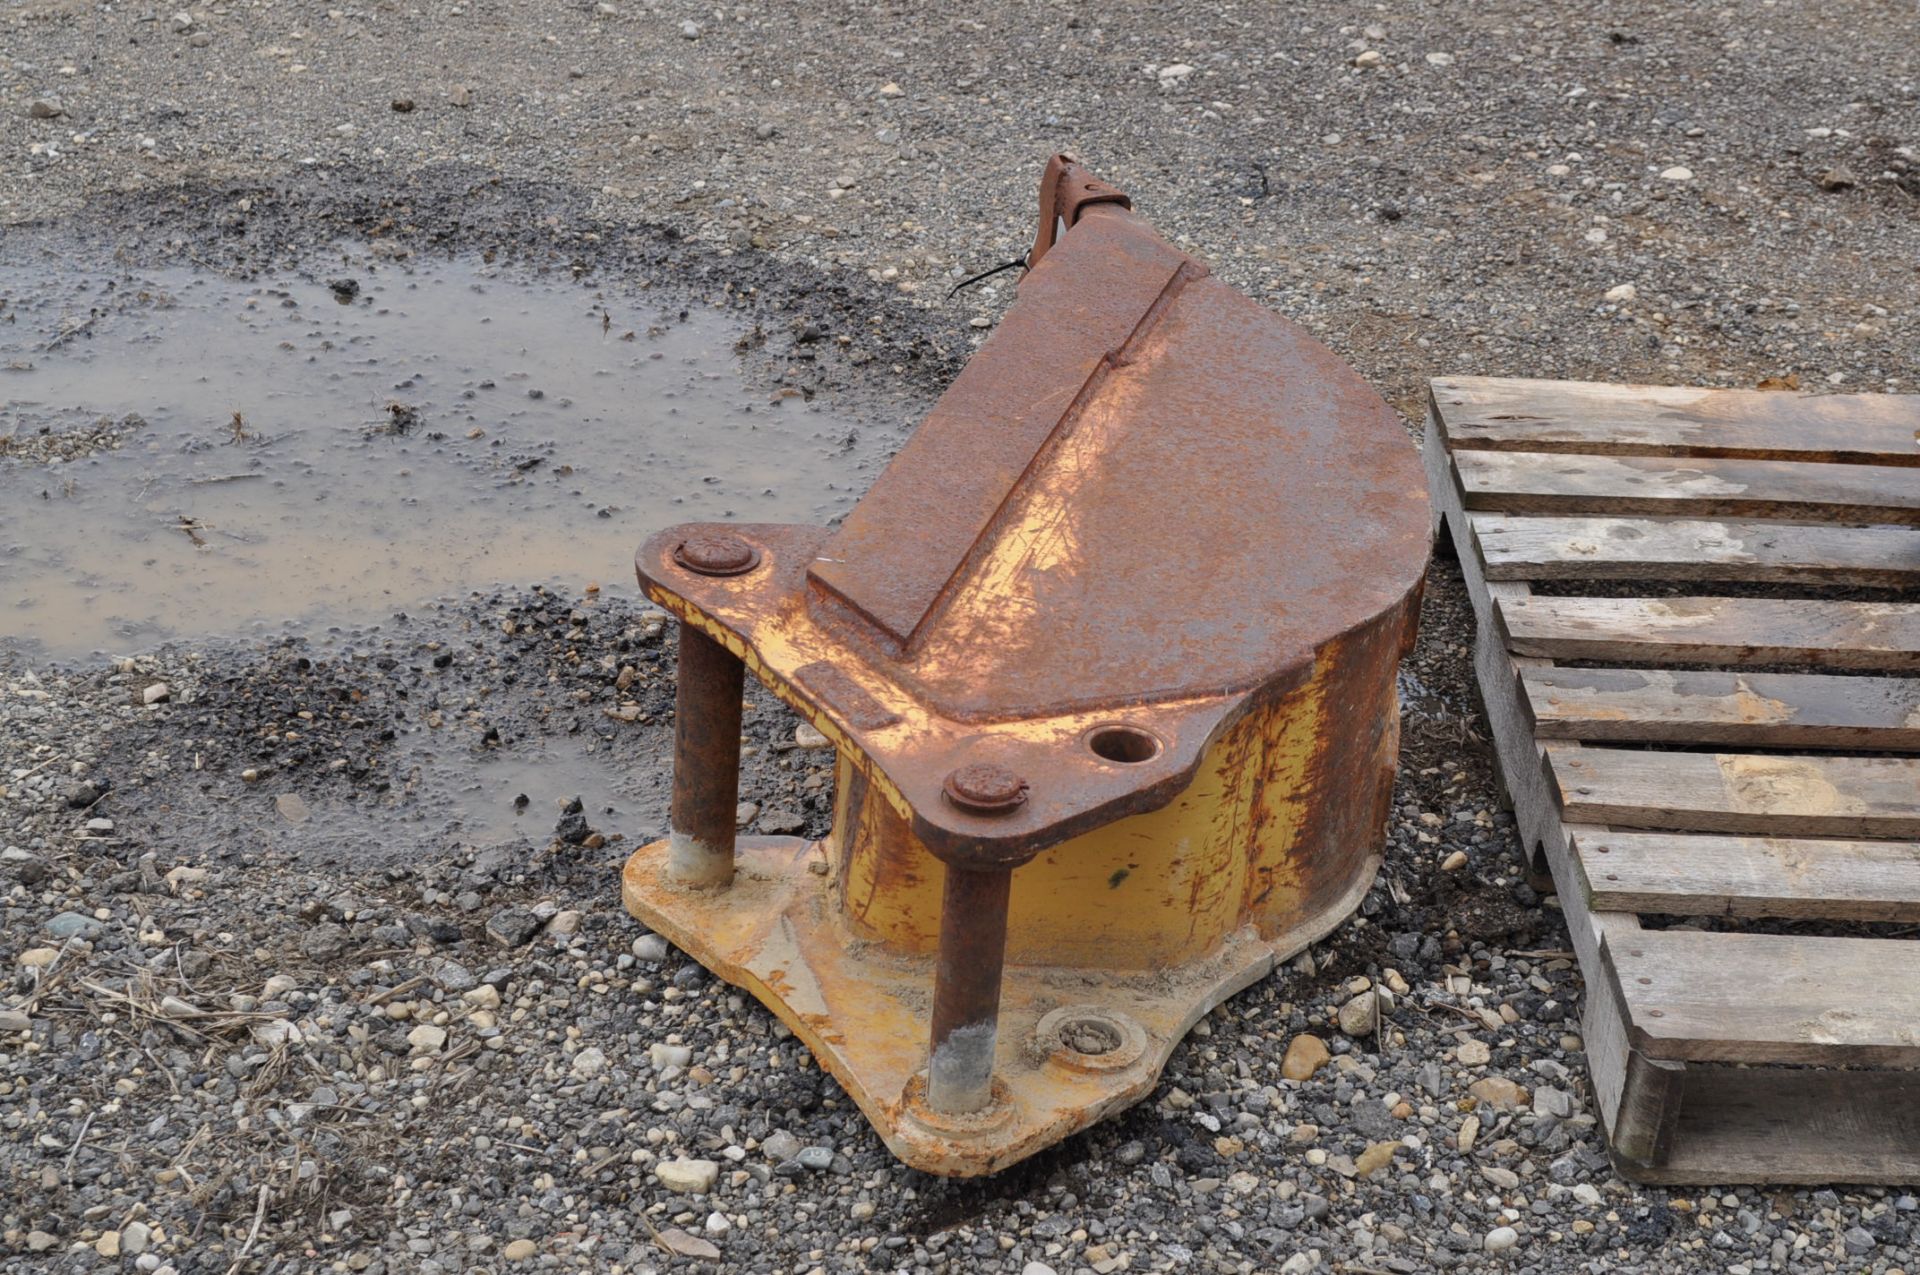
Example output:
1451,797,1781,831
623,155,1432,1175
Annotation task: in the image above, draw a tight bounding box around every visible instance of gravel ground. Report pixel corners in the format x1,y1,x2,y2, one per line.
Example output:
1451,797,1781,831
4,2,1920,1273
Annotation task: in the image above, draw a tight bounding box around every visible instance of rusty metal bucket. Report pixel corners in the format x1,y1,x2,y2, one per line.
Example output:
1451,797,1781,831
624,155,1432,1175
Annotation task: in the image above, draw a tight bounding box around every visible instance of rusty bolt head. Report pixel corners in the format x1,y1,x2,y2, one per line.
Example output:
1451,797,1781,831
674,533,761,577
943,762,1029,815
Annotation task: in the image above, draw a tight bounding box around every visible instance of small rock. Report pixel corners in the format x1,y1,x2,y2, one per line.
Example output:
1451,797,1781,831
759,808,806,835
1469,1076,1529,1111
302,922,351,960
1604,283,1638,303
96,1231,122,1258
1533,1085,1574,1118
796,1145,834,1171
28,99,66,119
391,97,416,112
1818,166,1857,192
121,1222,151,1256
555,798,591,845
0,1008,31,1032
793,723,831,750
1843,1226,1876,1255
1353,49,1384,68
632,933,670,963
1355,1141,1396,1177
159,995,198,1018
650,1042,693,1069
165,865,209,892
1337,990,1379,1038
462,984,501,1009
486,907,543,947
571,1046,608,1078
46,911,101,939
1023,1264,1060,1275
407,1024,447,1054
170,10,194,32
1440,849,1468,871
142,682,171,704
18,947,60,968
658,1228,721,1260
1485,1225,1519,1253
27,1231,56,1252
735,801,760,827
275,793,310,824
1425,51,1455,66
0,848,48,884
1457,1038,1491,1066
762,1129,802,1161
679,18,701,38
503,1238,538,1261
546,909,583,936
879,81,905,97
655,1158,719,1193
1659,165,1694,181
1281,1034,1331,1080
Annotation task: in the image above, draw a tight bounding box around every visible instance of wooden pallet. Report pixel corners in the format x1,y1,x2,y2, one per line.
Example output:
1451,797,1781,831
1425,375,1920,1184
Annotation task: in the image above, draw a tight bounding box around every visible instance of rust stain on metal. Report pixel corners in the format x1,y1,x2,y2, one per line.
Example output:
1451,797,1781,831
624,156,1431,1175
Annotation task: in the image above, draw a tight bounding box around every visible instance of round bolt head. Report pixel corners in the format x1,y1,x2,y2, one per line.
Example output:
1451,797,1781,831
674,533,761,576
943,762,1029,815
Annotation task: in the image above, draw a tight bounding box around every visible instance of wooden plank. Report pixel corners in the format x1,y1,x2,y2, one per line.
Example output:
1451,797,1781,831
1472,513,1920,588
1432,375,1920,466
1628,1067,1920,1185
1573,828,1920,921
1425,419,1662,1163
1607,929,1920,1065
1522,667,1920,749
1453,449,1920,524
1497,595,1920,671
1551,747,1920,838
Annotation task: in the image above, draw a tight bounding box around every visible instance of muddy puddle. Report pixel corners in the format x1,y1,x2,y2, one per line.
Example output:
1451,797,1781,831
1,244,899,657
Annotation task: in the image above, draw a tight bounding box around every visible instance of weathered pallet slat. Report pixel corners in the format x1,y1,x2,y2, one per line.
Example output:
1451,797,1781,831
1473,513,1920,587
1433,375,1920,466
1550,747,1920,839
1454,449,1920,524
1497,595,1920,670
1572,828,1920,921
1523,667,1920,749
1428,374,1920,1185
1606,929,1920,1066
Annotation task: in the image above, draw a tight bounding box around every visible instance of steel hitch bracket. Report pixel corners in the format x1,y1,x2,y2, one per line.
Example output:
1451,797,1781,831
625,155,1432,1175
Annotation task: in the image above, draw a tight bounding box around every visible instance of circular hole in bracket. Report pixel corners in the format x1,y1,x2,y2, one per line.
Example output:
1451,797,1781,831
1085,725,1161,765
1033,1005,1148,1074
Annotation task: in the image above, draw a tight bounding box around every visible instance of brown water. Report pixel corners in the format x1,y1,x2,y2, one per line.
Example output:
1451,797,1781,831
1,247,895,657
